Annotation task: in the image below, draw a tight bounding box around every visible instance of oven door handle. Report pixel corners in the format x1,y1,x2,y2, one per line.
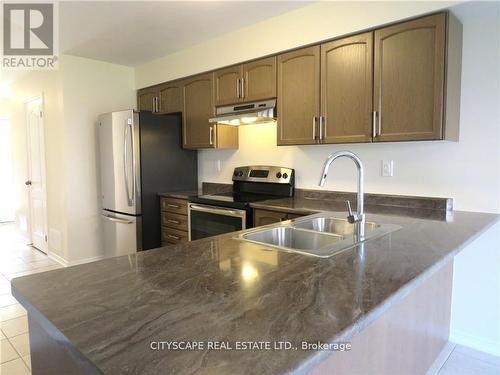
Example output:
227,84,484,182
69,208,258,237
189,204,246,217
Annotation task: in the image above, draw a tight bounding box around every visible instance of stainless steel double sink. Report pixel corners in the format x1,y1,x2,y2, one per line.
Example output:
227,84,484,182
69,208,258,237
235,213,401,258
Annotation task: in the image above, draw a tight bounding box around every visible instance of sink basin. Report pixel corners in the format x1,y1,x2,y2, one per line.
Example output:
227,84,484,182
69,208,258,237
240,227,345,257
294,217,379,236
236,213,401,258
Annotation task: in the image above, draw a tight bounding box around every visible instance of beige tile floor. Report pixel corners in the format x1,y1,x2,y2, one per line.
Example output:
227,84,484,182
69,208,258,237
0,223,62,374
0,222,499,375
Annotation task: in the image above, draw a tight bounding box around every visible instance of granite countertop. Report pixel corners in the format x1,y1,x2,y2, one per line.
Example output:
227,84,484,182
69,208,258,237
12,210,498,375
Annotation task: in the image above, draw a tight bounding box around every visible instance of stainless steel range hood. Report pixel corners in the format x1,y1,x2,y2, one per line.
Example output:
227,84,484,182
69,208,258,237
209,99,276,126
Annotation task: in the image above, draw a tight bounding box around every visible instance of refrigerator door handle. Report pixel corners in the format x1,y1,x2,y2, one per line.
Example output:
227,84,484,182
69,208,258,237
129,121,136,206
102,213,133,224
123,122,134,206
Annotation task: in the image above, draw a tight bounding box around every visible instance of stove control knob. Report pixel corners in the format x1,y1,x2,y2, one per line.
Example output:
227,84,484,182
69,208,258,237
282,173,288,179
238,171,244,177
276,172,282,179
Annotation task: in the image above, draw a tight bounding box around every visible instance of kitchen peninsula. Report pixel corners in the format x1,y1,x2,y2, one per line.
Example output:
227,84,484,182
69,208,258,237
11,208,498,374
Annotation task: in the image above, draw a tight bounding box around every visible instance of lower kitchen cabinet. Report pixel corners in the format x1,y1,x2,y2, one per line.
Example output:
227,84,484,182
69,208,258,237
160,197,189,245
253,209,303,227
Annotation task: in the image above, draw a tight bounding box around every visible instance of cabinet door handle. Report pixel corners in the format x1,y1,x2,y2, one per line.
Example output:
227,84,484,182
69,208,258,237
167,219,181,224
236,78,241,98
321,116,326,140
167,234,180,240
166,203,180,209
372,111,377,138
378,112,382,136
312,116,317,140
156,97,159,113
209,126,214,146
318,116,323,141
241,78,245,99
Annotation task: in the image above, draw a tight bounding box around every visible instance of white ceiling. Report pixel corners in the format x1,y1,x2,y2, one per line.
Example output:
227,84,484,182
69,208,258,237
60,1,311,67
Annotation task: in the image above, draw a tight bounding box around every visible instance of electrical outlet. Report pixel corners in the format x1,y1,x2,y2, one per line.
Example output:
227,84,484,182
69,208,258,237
382,160,394,177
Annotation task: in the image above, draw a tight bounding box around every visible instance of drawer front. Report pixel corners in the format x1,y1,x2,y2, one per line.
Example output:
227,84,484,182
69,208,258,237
160,197,188,215
161,211,188,231
161,227,188,244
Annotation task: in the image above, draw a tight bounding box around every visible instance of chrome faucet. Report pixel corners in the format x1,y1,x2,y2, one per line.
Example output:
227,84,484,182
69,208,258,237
319,151,366,240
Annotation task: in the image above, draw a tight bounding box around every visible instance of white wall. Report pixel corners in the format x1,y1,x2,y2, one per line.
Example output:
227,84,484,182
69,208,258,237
135,1,500,355
451,221,500,356
4,69,66,251
5,55,135,264
61,55,135,263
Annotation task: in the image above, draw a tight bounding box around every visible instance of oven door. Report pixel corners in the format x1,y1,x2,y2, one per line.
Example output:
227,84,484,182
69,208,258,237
188,203,247,241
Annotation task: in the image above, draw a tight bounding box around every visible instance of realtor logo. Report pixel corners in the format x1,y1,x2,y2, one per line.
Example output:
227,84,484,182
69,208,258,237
2,2,58,69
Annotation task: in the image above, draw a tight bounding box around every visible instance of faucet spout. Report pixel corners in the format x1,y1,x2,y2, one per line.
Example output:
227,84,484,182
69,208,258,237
318,150,365,240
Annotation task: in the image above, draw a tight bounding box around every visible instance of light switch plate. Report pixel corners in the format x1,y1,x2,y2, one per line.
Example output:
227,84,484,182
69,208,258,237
382,160,394,177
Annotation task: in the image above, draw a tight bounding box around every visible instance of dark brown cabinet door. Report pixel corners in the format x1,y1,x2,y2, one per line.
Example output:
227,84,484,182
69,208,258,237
137,87,158,112
374,13,446,141
158,81,183,114
243,56,277,102
321,32,374,144
182,73,215,149
253,209,288,227
277,46,321,145
214,65,242,106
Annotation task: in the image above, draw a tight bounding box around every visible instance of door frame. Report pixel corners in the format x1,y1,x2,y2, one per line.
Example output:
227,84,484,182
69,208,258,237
24,95,49,254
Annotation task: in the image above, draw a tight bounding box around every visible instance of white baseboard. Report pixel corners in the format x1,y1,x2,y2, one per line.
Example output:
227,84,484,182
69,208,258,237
67,255,105,266
48,252,69,267
450,329,500,357
48,253,105,267
426,341,455,375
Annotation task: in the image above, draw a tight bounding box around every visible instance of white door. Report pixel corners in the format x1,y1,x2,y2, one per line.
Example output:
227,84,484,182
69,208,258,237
26,98,48,253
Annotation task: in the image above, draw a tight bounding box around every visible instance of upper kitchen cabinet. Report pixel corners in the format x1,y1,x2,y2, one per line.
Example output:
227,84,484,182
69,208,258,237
137,86,159,112
242,57,276,103
214,65,242,106
373,12,461,142
158,80,183,114
138,81,183,114
277,46,320,145
320,32,374,144
183,73,238,149
214,56,277,106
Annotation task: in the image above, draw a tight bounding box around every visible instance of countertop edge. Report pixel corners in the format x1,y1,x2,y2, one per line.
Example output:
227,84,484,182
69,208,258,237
10,283,105,374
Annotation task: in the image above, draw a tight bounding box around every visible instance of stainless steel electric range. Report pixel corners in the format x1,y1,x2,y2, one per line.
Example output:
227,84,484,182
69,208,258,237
188,166,295,241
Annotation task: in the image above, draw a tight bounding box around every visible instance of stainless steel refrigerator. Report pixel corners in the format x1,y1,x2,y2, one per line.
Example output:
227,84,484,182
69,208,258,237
98,110,197,257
